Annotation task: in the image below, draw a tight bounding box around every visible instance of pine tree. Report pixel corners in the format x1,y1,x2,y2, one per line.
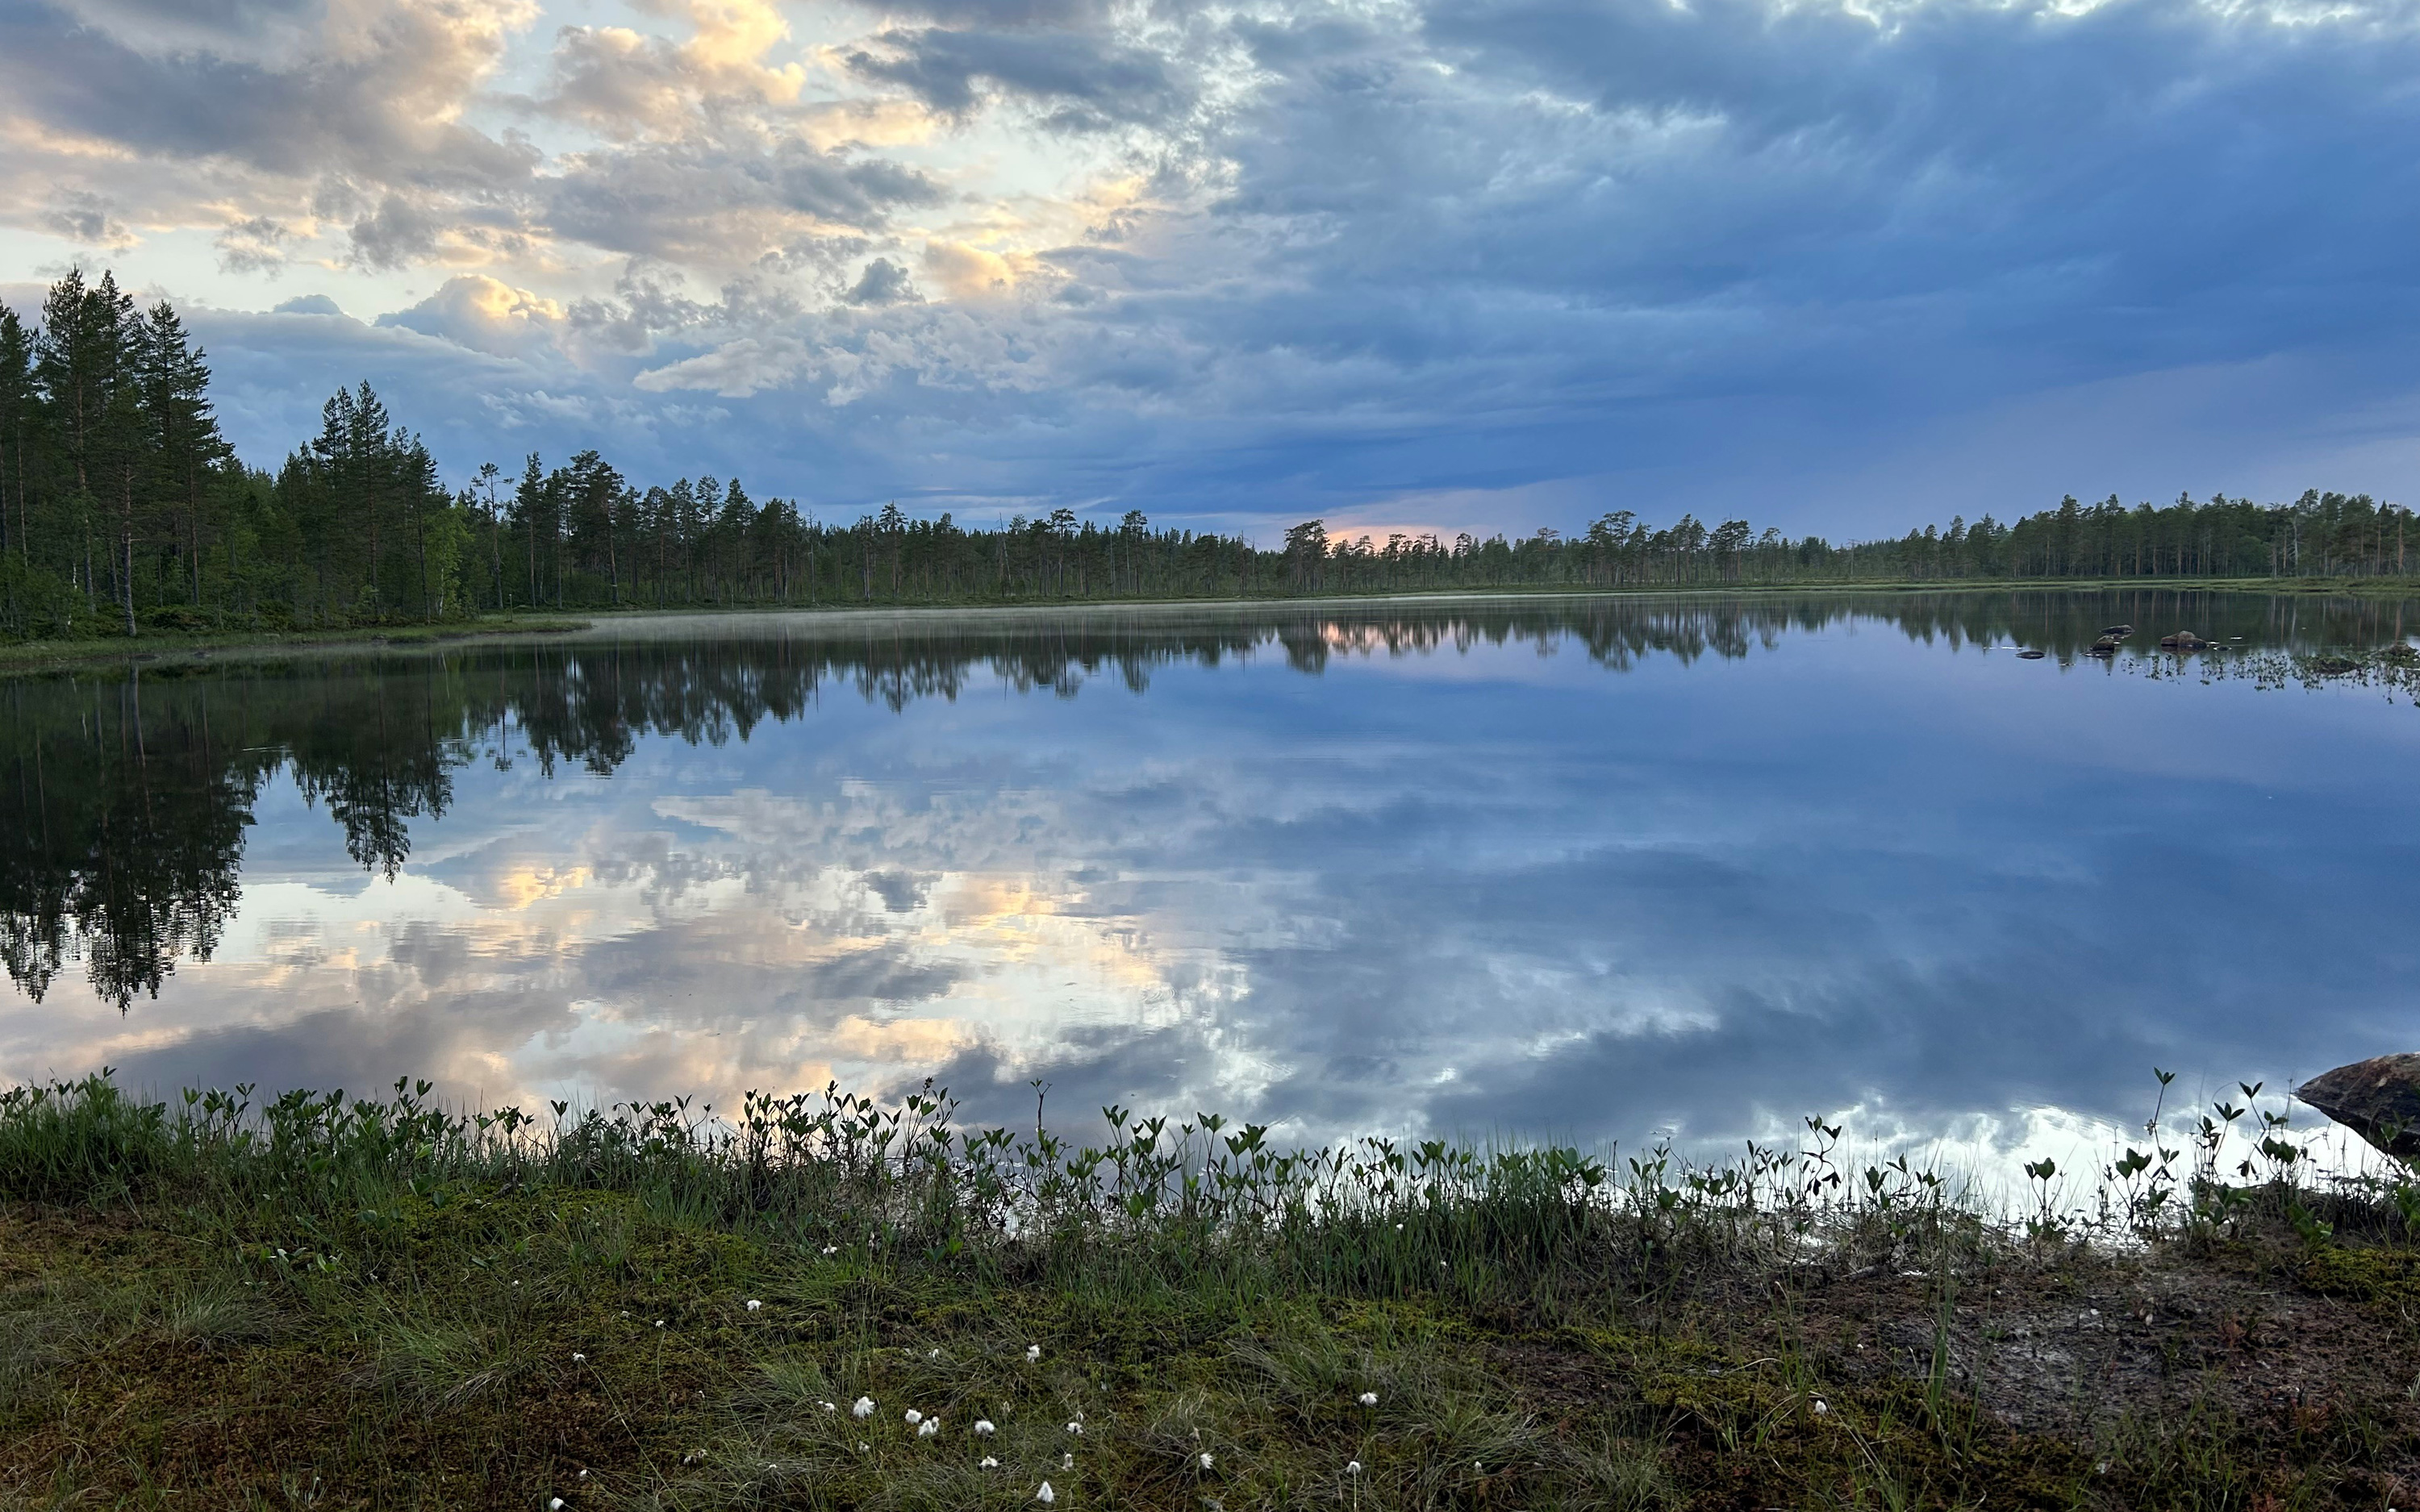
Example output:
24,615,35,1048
136,302,227,607
36,269,140,620
0,306,31,566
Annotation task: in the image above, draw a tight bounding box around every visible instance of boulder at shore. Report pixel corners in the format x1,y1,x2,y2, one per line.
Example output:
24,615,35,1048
2297,1055,2420,1156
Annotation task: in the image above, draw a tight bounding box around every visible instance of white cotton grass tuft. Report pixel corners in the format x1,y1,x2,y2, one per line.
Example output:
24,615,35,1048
571,1352,586,1362
745,1299,762,1312
1035,1482,1056,1505
1346,1460,1362,1476
1026,1344,1042,1362
1357,1391,1379,1406
980,1456,999,1469
820,1401,836,1413
1200,1452,1215,1470
853,1397,875,1419
974,1419,996,1435
1065,1421,1083,1435
1813,1399,1830,1416
1061,1452,1075,1470
903,1410,923,1426
549,1501,565,1510
918,1418,939,1437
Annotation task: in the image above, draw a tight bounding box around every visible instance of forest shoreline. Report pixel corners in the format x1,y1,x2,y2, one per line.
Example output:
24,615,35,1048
7,573,2418,677
4,1073,2418,1506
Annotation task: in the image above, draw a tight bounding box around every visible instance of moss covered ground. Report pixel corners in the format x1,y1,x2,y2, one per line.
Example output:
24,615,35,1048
3,1077,2417,1509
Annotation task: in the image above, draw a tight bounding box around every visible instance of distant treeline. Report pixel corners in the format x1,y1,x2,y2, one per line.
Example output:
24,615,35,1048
2,274,2415,639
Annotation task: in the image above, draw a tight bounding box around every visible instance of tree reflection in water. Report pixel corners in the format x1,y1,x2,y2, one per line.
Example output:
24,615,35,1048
6,586,2414,1010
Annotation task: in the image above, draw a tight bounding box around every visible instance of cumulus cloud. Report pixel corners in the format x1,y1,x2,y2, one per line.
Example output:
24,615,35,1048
920,240,1014,298
633,334,812,398
7,0,2420,531
540,0,810,135
844,256,920,306
377,274,568,358
215,215,294,273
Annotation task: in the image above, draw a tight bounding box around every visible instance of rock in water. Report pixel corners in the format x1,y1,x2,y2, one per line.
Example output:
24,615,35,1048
2297,1055,2420,1156
2016,648,2047,660
2086,635,2124,657
2101,624,2134,637
2159,631,2207,650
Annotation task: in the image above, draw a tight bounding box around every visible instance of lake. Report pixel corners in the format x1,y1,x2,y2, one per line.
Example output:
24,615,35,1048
6,589,2418,1176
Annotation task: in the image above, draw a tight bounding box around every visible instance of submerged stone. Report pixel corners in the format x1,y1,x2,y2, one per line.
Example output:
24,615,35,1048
2017,648,2047,660
2158,631,2207,650
2297,1055,2420,1156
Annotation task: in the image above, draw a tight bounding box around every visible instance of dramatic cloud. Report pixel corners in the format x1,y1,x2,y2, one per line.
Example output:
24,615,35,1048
5,0,2420,533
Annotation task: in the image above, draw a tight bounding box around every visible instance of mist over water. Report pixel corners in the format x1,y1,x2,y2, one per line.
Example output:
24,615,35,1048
7,589,2418,1177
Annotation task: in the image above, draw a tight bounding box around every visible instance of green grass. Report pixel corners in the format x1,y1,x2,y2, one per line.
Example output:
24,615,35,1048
3,1073,2419,1508
10,572,2420,676
0,614,595,673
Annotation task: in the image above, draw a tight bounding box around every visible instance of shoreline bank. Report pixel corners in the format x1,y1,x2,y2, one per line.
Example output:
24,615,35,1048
4,1073,2415,1507
7,576,2420,677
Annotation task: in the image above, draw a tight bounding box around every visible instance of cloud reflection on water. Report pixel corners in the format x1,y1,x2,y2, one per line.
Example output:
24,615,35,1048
6,590,2419,1181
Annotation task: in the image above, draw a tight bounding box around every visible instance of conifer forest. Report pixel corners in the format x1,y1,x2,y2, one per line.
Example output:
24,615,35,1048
3,273,2416,643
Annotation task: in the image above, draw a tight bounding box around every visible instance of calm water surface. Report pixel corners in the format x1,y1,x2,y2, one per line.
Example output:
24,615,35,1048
8,590,2419,1170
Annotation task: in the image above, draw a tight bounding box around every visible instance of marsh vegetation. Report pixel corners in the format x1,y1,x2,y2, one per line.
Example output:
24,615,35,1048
5,1070,2420,1509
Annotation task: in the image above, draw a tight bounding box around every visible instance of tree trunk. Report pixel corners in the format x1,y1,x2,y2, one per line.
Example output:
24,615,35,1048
411,488,431,620
119,464,136,635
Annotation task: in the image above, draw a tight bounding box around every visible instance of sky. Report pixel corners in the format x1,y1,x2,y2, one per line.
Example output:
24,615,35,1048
4,0,2419,540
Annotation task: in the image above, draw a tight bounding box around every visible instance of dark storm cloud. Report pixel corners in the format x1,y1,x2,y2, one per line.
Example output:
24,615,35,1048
841,0,1110,28
41,191,126,245
13,0,2420,533
844,24,1190,125
348,193,442,269
590,0,2420,531
540,138,945,259
0,0,532,188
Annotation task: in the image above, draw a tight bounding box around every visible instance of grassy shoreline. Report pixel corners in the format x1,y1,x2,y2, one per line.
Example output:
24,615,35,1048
5,1074,2418,1509
7,576,2420,677
0,615,597,676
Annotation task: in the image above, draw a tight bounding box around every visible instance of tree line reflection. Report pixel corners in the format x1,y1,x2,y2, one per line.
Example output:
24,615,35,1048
6,588,2414,1010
